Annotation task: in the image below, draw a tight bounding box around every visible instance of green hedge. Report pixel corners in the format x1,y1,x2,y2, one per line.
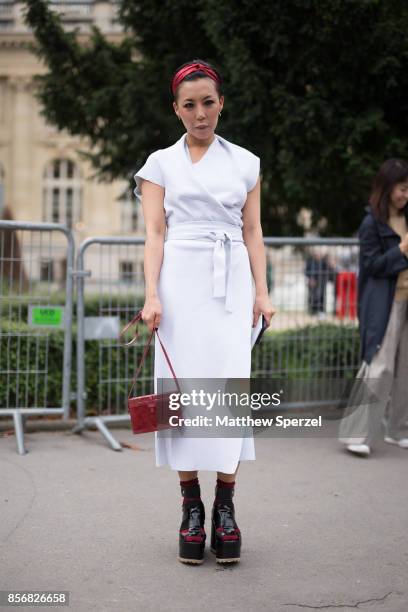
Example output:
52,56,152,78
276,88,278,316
254,323,360,379
0,317,153,415
0,322,66,410
1,318,360,415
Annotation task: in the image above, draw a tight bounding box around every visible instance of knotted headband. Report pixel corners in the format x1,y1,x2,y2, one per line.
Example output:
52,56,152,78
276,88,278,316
171,63,221,96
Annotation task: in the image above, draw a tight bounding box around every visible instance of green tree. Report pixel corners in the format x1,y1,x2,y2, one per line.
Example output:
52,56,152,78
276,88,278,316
24,0,408,235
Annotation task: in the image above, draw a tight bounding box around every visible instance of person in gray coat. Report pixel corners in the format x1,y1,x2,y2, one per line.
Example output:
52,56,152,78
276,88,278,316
339,159,408,456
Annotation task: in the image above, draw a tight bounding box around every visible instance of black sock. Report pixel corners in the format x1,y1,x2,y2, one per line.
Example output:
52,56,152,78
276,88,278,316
180,477,201,503
214,478,235,504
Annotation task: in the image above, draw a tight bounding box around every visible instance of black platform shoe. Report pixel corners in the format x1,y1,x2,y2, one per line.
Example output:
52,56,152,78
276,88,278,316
178,482,206,564
211,482,241,563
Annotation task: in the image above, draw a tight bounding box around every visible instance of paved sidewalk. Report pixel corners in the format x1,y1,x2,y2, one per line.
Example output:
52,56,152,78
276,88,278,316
0,428,407,612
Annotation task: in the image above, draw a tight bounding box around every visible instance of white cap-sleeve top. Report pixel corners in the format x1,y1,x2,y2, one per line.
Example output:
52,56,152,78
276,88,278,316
134,133,260,227
133,133,259,473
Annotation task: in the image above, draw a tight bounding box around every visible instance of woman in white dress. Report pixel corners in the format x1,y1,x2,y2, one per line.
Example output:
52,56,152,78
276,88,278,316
134,60,275,565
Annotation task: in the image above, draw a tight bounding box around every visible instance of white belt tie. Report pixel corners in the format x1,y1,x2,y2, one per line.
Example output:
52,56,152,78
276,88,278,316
165,224,244,313
210,231,233,311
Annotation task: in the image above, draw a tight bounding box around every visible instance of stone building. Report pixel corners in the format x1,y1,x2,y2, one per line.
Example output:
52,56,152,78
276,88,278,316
0,1,144,287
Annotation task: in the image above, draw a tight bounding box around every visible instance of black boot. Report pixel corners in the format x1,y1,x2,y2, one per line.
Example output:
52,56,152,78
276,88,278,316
178,478,206,564
211,479,241,563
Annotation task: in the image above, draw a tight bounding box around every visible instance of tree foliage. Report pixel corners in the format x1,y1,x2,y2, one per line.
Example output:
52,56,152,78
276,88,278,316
23,0,408,235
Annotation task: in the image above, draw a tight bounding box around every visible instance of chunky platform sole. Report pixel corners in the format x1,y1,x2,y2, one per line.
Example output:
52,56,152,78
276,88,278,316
178,537,206,564
178,556,204,565
210,546,240,563
210,533,241,563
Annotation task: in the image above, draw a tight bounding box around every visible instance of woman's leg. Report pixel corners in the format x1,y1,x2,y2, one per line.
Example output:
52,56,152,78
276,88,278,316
217,461,240,483
366,301,407,446
339,300,404,448
178,470,197,480
384,301,408,441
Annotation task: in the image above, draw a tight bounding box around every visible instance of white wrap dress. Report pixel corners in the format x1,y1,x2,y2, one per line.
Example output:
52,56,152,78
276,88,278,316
134,132,260,473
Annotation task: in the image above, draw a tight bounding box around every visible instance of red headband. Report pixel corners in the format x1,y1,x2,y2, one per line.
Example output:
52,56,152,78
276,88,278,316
171,63,221,96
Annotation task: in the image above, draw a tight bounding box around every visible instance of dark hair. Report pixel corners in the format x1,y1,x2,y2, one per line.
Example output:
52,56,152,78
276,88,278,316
170,58,223,100
369,158,408,222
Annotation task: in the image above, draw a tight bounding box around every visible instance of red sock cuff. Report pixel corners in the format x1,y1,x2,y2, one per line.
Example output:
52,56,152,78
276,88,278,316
180,477,199,487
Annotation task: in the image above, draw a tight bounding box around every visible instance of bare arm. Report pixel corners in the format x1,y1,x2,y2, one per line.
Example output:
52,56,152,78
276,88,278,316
242,177,276,327
140,179,166,331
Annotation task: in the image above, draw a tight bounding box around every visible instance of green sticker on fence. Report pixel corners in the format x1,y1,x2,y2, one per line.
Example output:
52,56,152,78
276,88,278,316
28,306,64,328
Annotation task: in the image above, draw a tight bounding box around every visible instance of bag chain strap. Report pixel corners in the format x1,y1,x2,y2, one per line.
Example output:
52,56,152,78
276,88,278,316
120,310,181,399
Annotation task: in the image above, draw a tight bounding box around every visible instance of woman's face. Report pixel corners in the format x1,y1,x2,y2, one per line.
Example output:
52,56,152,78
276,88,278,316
390,181,408,213
173,78,224,142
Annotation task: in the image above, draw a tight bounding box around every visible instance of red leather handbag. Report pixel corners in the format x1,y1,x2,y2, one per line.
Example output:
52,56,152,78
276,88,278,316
120,310,181,434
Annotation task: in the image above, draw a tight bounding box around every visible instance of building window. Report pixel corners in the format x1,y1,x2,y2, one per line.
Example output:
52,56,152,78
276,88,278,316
49,1,93,21
53,160,60,179
52,187,59,223
43,159,81,229
0,3,13,31
40,259,54,283
60,258,67,281
120,261,135,284
66,188,73,227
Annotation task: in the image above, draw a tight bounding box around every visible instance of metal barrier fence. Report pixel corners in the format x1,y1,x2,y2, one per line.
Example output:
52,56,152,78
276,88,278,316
75,235,360,451
0,221,75,454
256,237,360,409
75,237,146,449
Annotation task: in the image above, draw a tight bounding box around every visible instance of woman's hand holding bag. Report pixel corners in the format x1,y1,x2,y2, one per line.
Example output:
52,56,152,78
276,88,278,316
120,310,181,434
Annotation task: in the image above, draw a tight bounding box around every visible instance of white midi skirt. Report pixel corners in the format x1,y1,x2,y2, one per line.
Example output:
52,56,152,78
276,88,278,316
153,232,256,473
